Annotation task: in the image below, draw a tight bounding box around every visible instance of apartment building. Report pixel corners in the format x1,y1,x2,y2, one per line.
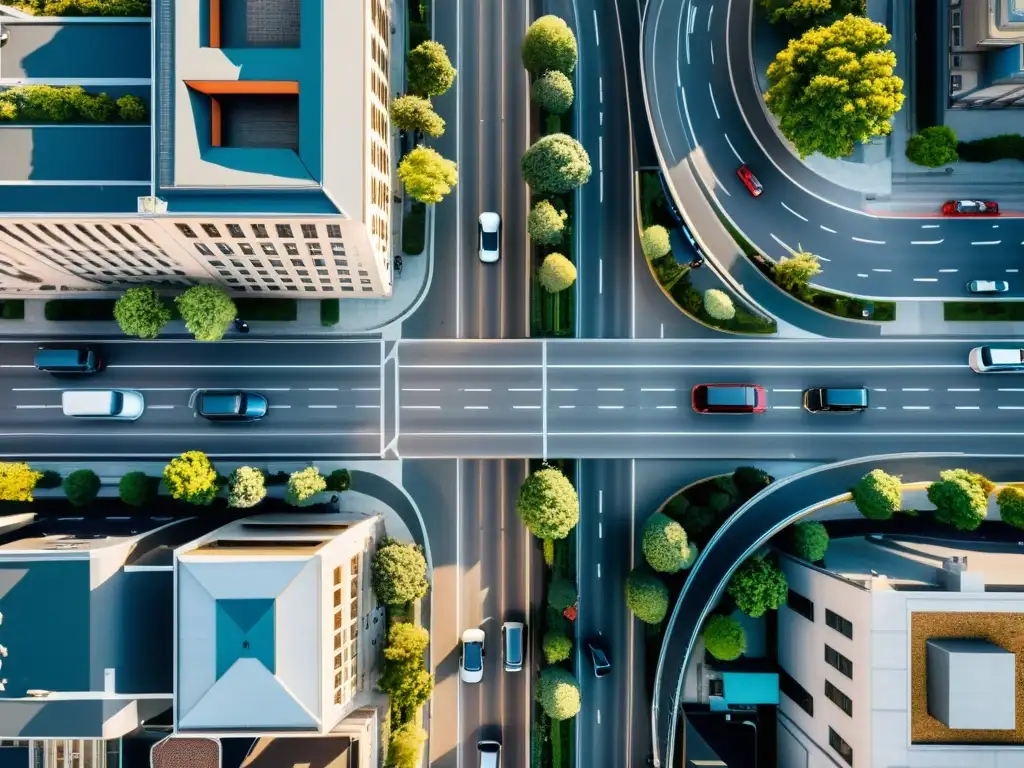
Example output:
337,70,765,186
948,0,1024,106
777,537,1024,768
0,0,392,297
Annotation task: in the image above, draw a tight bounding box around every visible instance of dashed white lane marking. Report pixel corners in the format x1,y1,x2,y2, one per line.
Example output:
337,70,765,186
598,387,625,392
509,388,542,392
874,388,887,392
402,405,441,409
820,225,837,233
513,405,541,410
598,405,624,410
269,404,291,409
903,406,931,410
872,268,892,273
641,388,676,392
903,388,930,392
999,405,1024,410
707,4,713,29
597,710,602,725
922,224,940,229
914,278,939,282
593,9,600,45
356,405,381,409
1008,269,1020,274
772,405,800,410
464,388,491,392
148,405,174,409
551,388,578,392
911,240,943,245
710,39,715,65
712,172,731,196
403,388,441,392
352,387,381,391
857,273,869,278
770,233,795,253
724,133,744,164
708,82,720,119
852,236,885,244
781,202,808,222
874,406,887,410
972,240,1002,246
999,388,1024,392
308,387,339,391
559,405,575,409
656,405,677,410
948,388,980,392
938,269,958,273
464,405,488,410
308,404,337,409
772,388,801,392
955,406,980,410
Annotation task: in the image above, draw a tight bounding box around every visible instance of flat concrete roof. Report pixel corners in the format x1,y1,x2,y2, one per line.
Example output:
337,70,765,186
0,126,150,183
0,21,151,80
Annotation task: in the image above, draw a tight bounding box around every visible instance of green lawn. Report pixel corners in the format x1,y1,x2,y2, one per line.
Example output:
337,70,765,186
944,301,1024,322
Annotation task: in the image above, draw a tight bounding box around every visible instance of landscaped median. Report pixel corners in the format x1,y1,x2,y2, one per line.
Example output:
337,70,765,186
943,301,1024,322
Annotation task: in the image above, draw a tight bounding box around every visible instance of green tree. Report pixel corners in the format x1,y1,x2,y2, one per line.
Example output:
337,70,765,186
407,41,457,97
852,468,902,520
372,537,429,604
285,466,326,506
163,451,219,505
62,468,100,507
727,556,787,618
175,284,237,342
547,575,577,611
535,666,581,720
928,469,992,531
765,15,905,158
386,723,428,768
773,250,822,292
522,15,578,74
789,520,829,562
543,630,572,663
516,467,580,540
998,486,1024,529
905,125,958,168
389,95,445,138
113,286,171,339
642,512,691,573
532,70,575,114
521,134,592,194
733,466,774,498
641,225,672,260
681,542,699,570
703,614,747,661
625,567,669,624
326,468,352,492
379,623,434,724
0,463,42,502
703,289,736,321
527,199,567,245
538,253,577,293
398,145,459,204
119,471,157,507
760,0,865,29
36,470,62,489
228,466,266,508
116,94,148,121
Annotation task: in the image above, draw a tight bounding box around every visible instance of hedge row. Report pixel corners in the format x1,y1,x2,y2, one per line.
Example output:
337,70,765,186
0,86,148,124
16,0,148,16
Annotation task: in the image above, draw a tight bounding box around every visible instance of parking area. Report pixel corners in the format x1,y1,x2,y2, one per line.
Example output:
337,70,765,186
0,21,150,80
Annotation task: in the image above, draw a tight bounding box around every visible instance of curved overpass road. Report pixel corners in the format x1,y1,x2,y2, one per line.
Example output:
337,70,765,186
651,453,1024,767
645,0,1024,299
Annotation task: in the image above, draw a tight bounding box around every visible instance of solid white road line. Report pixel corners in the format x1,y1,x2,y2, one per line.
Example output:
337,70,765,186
852,236,885,244
770,233,795,253
972,240,1001,246
911,240,943,245
708,82,720,119
820,225,837,233
781,202,808,222
724,133,744,164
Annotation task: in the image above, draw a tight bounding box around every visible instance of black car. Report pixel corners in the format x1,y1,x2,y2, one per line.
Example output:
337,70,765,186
588,641,611,678
194,390,268,421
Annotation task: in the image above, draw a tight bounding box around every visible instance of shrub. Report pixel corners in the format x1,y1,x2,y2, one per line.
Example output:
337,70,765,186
326,468,352,492
175,284,237,341
527,199,567,245
0,463,42,502
522,15,578,74
642,512,690,573
535,667,581,720
733,466,774,498
163,451,219,505
957,133,1024,163
521,133,592,194
774,250,821,292
320,299,340,327
727,556,787,618
228,466,267,508
789,520,829,562
114,287,171,339
285,467,326,506
905,125,958,167
407,41,457,97
62,469,101,507
538,253,577,293
998,486,1024,529
398,145,459,204
389,94,445,138
547,575,577,611
641,225,672,260
516,467,579,540
36,0,149,16
116,94,148,121
852,469,902,520
543,630,572,663
0,85,147,122
372,537,429,604
119,471,157,507
703,289,736,320
532,70,575,114
624,567,669,624
386,723,428,768
379,622,433,725
928,468,992,531
703,614,746,661
36,469,62,489
681,542,698,570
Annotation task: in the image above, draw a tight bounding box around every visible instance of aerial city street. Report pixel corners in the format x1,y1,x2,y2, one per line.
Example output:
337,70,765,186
0,0,1023,768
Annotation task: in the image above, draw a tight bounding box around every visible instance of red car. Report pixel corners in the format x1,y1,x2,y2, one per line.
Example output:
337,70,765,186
691,384,767,414
942,199,999,216
737,165,763,197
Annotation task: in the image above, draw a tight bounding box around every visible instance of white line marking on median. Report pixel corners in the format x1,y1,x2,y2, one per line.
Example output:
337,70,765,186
852,236,885,244
724,133,744,164
820,225,837,233
972,240,1001,246
708,83,720,119
781,202,808,222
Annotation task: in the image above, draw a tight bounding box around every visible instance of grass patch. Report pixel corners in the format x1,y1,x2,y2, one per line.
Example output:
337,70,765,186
44,298,116,322
403,201,426,256
944,301,1024,321
0,300,24,320
320,299,340,327
233,298,297,321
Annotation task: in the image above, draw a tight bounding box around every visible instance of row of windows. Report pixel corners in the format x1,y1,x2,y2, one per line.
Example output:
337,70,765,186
826,608,853,639
194,240,348,259
0,223,177,275
824,680,852,717
370,103,388,144
371,69,389,109
825,644,853,679
829,727,853,766
177,222,345,241
370,0,389,40
786,588,814,622
370,34,389,75
778,667,813,717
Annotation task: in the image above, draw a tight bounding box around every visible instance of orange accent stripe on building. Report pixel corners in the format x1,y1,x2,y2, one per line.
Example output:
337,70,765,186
184,81,299,95
211,97,221,147
209,0,221,48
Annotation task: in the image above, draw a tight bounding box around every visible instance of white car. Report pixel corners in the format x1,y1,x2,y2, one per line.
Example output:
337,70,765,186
967,279,1009,294
478,212,501,263
460,628,485,683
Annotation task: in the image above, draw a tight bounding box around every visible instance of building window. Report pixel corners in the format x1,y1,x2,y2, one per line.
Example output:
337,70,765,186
252,224,269,238
176,223,197,238
825,645,853,679
308,242,322,256
239,243,255,255
787,589,813,622
194,243,213,256
216,242,233,255
331,243,346,256
285,242,299,256
825,609,853,639
276,224,294,238
825,680,853,716
227,224,244,238
261,243,278,256
779,667,813,716
301,224,317,239
950,8,962,48
327,224,342,238
950,74,963,92
201,224,220,237
828,727,853,766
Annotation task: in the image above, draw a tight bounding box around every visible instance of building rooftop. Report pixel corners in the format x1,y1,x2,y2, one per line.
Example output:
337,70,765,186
926,637,1016,730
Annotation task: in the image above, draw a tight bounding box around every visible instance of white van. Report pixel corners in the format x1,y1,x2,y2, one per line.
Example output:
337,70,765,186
477,741,500,768
62,390,145,420
969,346,1024,373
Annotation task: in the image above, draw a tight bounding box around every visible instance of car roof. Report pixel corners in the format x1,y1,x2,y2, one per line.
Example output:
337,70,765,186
462,628,485,643
479,212,500,228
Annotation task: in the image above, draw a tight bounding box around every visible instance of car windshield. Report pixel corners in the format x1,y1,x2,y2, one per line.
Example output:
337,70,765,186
464,642,482,671
591,646,610,673
481,231,498,251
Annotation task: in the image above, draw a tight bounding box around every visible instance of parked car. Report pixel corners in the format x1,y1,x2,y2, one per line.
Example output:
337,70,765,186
736,164,763,197
942,200,999,216
967,280,1009,294
691,383,767,414
478,212,501,263
460,628,485,683
588,641,611,678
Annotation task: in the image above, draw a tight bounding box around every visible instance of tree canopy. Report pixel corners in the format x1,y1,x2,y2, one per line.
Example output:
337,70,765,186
379,622,433,725
521,133,592,194
727,556,787,618
114,286,171,339
703,614,747,661
703,289,736,321
788,520,829,562
522,15,578,75
905,125,958,168
516,467,579,540
407,41,456,97
765,14,905,158
527,199,567,245
285,466,326,506
228,466,266,508
175,285,236,341
535,666,581,720
760,0,865,29
625,567,669,624
642,512,691,573
998,486,1024,530
0,463,42,502
538,253,577,293
163,451,219,505
532,70,575,114
852,468,902,519
733,466,774,498
928,469,992,531
119,471,157,507
389,95,445,138
547,575,578,610
543,630,572,664
63,468,101,507
641,225,672,260
385,723,428,768
372,537,429,604
398,146,458,204
774,250,822,292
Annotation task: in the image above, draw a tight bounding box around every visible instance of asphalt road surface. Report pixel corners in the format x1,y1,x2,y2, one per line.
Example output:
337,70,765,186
643,0,1024,298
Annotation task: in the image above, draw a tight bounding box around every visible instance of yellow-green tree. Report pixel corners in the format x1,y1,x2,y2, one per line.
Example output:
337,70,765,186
398,146,458,204
163,451,219,505
0,463,42,502
765,14,904,158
